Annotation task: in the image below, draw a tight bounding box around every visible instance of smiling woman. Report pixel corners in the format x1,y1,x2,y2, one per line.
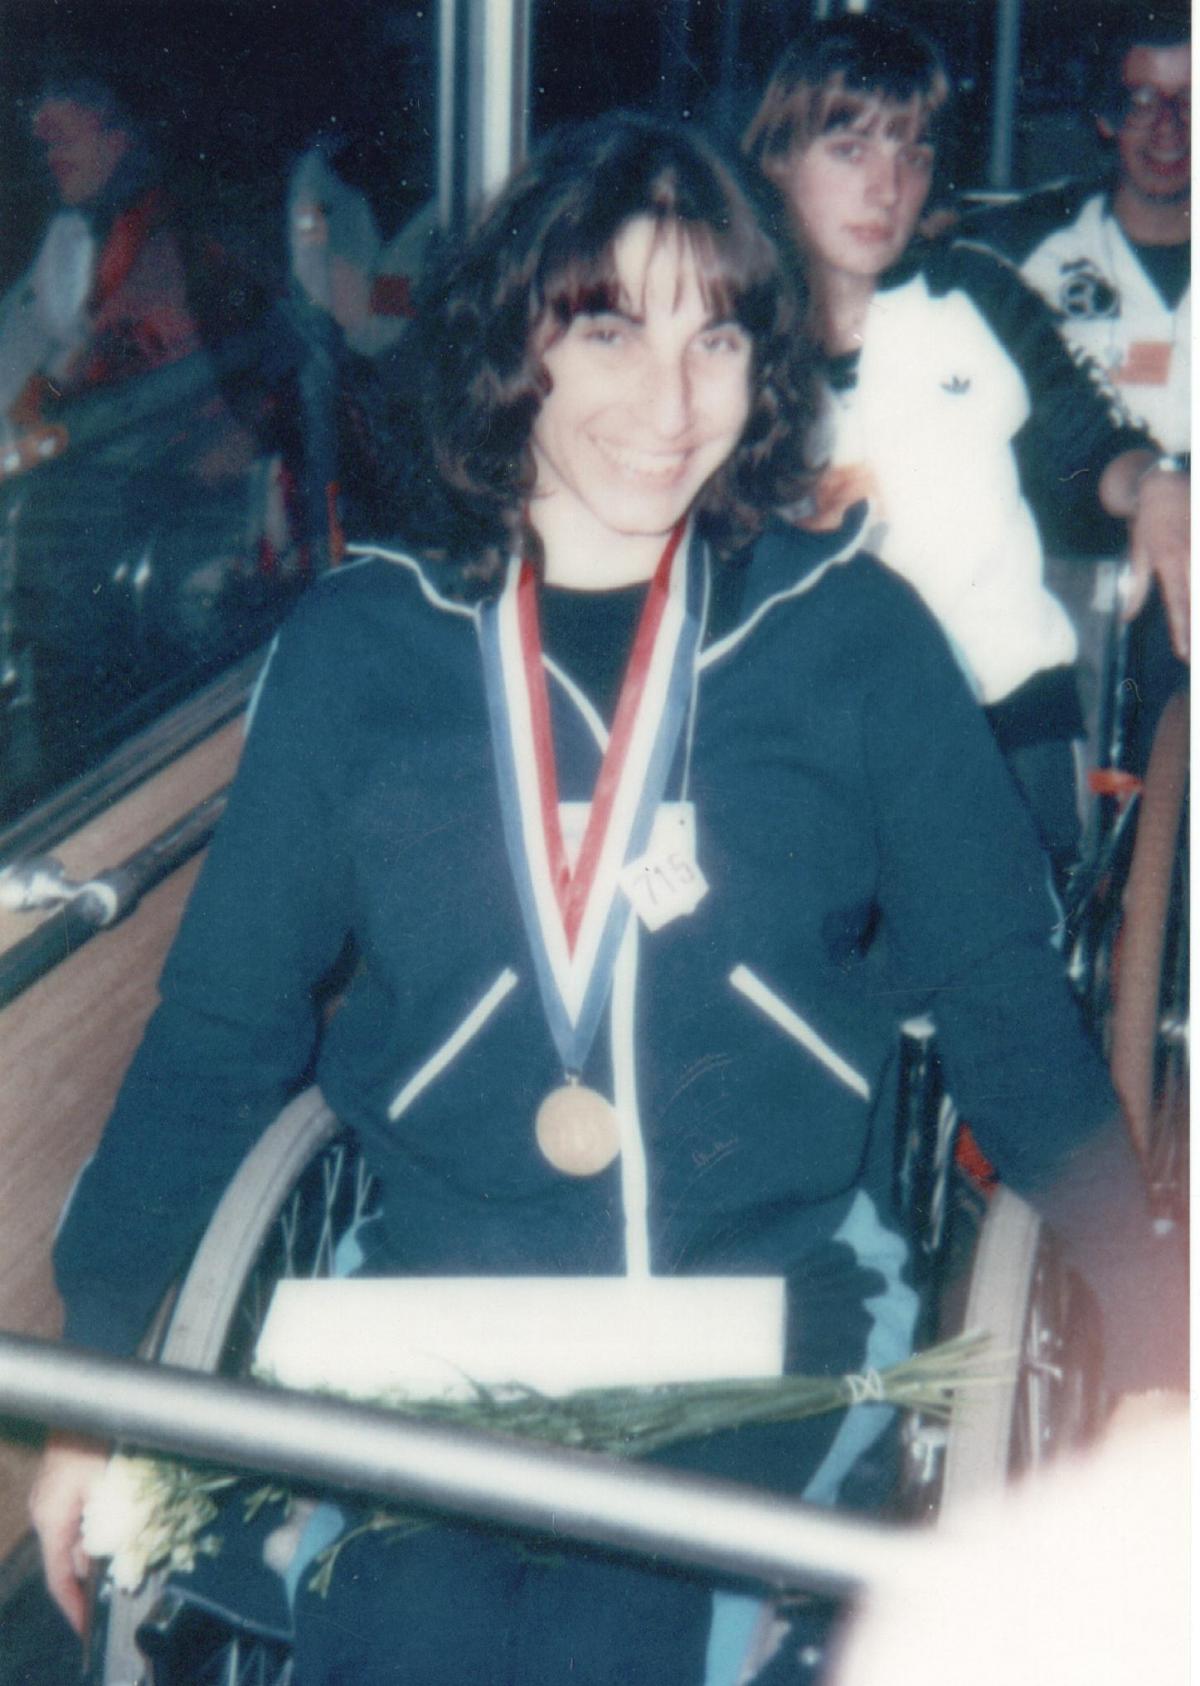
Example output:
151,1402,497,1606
393,110,810,588
531,219,753,586
26,105,1185,1686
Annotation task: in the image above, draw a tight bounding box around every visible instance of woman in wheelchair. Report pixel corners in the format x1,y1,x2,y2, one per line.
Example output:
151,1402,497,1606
31,113,1183,1685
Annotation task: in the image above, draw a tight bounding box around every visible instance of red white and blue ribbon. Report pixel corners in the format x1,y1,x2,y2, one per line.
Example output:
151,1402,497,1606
479,522,702,1075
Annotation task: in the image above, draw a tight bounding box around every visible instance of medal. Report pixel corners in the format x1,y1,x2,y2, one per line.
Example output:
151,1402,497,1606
535,1082,621,1177
480,519,704,1185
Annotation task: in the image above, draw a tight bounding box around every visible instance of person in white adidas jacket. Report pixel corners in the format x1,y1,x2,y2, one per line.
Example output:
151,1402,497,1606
746,14,1190,879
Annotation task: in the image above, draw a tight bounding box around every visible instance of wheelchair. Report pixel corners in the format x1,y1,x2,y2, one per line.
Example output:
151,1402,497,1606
90,1052,1103,1686
1056,557,1190,1231
1105,688,1189,1227
1058,684,1190,1231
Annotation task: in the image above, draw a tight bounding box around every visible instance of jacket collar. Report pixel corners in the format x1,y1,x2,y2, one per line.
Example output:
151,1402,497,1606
699,508,867,667
352,506,868,648
874,235,938,294
344,541,481,618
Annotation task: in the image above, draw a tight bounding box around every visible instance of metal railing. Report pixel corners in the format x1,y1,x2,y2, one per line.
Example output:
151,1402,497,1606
0,1332,910,1598
0,790,228,1010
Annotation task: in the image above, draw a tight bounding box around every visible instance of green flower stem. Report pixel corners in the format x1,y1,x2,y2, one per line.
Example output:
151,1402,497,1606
106,1330,1010,1598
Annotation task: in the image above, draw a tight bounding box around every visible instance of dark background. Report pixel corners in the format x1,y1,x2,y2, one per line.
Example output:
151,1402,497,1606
0,0,1135,297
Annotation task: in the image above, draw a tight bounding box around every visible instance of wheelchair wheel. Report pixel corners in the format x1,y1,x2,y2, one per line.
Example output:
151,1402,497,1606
908,1185,1100,1519
1108,689,1189,1223
97,1087,371,1686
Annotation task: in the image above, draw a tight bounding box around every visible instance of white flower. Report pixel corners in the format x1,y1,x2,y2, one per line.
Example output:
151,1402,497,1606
82,1456,162,1590
82,1454,231,1593
80,1457,154,1559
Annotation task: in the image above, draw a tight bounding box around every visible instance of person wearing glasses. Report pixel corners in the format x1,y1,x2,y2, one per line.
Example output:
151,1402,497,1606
969,8,1189,462
965,7,1189,771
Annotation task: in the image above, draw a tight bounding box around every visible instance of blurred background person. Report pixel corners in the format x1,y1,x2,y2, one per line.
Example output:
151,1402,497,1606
0,77,195,427
285,128,436,563
966,7,1188,460
964,5,1189,775
744,14,1189,893
0,75,295,802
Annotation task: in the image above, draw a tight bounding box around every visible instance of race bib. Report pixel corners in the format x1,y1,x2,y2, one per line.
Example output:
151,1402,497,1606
1116,340,1172,386
619,802,709,932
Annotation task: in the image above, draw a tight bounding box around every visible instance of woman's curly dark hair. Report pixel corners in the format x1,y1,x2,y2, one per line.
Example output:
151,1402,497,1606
381,111,816,586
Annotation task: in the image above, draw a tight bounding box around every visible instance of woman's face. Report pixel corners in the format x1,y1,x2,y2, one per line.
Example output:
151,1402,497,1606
771,108,934,286
532,216,752,558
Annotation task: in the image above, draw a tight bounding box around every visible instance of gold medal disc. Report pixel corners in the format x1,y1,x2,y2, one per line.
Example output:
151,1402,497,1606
535,1084,621,1176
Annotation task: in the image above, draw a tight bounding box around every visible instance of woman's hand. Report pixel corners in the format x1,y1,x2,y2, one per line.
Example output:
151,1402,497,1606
29,1433,110,1635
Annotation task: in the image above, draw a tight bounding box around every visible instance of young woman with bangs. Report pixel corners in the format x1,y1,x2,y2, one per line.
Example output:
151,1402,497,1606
747,14,1190,890
31,112,1182,1685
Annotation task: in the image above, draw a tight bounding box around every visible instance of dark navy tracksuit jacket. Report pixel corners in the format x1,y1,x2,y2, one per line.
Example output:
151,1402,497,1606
56,516,1175,1504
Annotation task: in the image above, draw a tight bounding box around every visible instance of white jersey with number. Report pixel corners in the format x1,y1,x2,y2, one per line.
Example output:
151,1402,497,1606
973,186,1189,455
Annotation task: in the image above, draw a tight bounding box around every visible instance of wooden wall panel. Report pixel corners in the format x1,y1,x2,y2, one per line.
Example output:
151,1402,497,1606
0,722,243,1564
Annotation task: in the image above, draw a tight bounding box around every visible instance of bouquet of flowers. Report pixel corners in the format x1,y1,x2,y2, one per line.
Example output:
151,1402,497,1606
81,1456,240,1593
81,1331,1006,1597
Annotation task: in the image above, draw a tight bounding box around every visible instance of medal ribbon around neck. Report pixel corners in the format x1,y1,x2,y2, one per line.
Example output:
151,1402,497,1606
479,519,702,1075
